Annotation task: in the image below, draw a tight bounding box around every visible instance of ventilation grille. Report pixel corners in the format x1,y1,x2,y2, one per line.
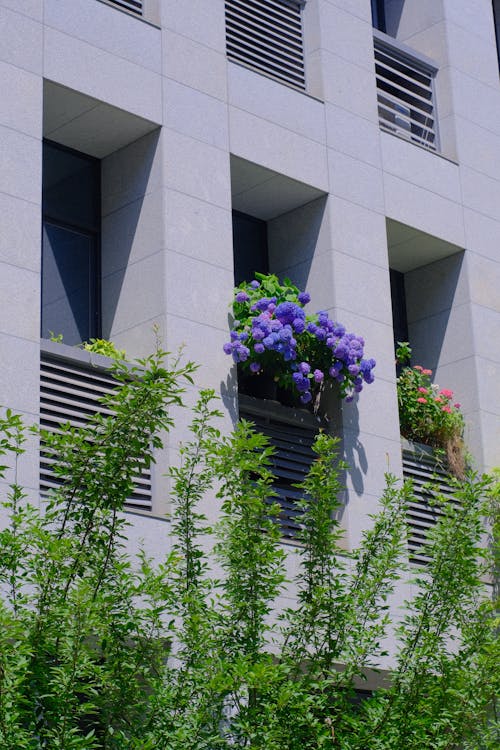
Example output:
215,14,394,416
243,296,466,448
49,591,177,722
105,0,143,16
374,35,438,151
225,0,306,90
240,406,318,539
40,353,152,511
403,449,459,565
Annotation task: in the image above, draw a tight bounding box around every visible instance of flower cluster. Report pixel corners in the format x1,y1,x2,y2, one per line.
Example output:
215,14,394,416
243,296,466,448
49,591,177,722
396,344,465,473
224,274,376,405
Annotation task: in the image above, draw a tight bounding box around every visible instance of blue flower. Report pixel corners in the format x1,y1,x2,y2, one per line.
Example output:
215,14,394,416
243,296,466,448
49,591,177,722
293,318,305,333
300,391,312,404
298,292,311,305
235,291,250,303
275,302,305,325
250,280,260,289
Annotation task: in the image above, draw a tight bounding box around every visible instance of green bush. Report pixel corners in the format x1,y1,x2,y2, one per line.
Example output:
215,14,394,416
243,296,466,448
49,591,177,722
0,351,497,749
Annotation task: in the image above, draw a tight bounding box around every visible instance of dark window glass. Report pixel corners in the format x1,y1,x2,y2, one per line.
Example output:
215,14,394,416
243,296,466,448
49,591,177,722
41,223,97,344
371,0,386,32
42,142,100,344
494,1,500,69
390,269,409,351
232,211,269,285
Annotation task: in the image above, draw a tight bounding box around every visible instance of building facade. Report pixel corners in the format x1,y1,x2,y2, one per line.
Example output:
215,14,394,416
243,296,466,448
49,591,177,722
1,0,500,590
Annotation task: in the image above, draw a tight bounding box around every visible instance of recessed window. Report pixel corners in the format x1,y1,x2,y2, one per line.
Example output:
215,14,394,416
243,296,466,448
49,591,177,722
232,210,269,285
389,269,409,352
371,0,387,32
494,1,500,69
41,142,100,345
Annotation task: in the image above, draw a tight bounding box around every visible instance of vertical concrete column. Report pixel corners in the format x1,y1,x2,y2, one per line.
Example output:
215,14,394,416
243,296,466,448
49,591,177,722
437,0,500,470
160,0,234,394
0,4,43,506
310,0,401,547
159,1,235,521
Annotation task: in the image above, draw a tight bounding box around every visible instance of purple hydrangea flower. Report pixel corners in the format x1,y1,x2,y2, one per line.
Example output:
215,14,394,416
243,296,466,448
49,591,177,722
299,362,310,375
250,280,260,289
300,391,312,404
293,318,305,333
256,297,271,311
254,343,265,354
235,291,250,303
275,302,305,325
223,342,232,354
313,369,324,383
298,292,311,305
249,362,261,373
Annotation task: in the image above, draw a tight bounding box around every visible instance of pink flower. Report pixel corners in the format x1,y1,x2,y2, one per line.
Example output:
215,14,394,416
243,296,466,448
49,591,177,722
413,365,423,371
440,389,453,399
435,397,442,404
442,406,452,413
418,387,427,394
417,397,427,404
422,369,432,376
454,402,461,409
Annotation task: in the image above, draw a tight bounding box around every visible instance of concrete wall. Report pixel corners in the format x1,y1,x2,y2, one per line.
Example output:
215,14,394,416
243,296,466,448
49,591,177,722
0,0,499,578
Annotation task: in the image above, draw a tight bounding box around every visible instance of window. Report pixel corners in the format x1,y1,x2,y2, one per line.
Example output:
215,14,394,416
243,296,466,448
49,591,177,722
374,35,438,151
225,0,306,90
232,210,269,285
41,142,100,345
371,0,386,32
389,269,409,352
494,1,500,69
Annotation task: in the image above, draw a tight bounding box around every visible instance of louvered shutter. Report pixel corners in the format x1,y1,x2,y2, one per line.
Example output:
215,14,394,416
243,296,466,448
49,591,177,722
403,446,459,565
40,350,153,511
240,399,319,539
225,0,306,90
106,0,143,16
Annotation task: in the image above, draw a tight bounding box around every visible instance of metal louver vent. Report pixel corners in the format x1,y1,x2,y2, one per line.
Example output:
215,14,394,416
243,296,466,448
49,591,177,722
225,0,306,90
40,351,152,512
105,0,143,16
240,403,318,539
403,448,459,565
374,33,438,151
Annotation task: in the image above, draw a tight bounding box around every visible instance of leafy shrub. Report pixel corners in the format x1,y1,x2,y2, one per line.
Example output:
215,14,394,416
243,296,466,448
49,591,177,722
0,352,497,748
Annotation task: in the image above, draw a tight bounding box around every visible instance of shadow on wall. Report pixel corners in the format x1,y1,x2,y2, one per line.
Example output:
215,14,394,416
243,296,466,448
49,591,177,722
383,0,405,38
267,195,327,294
405,251,464,374
101,129,162,340
341,397,368,498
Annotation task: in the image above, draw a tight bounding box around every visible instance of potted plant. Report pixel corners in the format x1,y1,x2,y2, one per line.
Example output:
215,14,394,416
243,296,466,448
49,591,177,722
223,273,376,410
396,342,466,477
